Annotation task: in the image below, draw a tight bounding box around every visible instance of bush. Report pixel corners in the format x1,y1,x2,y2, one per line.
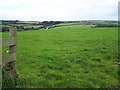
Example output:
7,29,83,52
95,24,118,28
2,68,16,88
2,27,9,32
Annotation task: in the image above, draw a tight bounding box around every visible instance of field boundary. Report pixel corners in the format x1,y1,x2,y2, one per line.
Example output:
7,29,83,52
3,27,17,77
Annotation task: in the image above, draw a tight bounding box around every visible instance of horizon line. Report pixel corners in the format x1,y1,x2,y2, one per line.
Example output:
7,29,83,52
0,19,118,22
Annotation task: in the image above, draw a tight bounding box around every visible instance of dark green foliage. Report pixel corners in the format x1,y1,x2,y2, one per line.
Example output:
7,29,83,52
2,68,15,88
2,27,9,32
94,24,118,28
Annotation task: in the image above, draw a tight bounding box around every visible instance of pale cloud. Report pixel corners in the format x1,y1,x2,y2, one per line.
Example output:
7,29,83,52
0,0,119,21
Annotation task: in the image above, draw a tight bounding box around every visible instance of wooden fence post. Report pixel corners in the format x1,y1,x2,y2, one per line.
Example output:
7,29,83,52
8,27,17,77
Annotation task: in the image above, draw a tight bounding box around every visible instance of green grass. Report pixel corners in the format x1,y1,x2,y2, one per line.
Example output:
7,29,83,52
2,25,118,88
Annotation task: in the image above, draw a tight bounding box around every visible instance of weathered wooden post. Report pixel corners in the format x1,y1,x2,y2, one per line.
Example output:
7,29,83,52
8,27,17,77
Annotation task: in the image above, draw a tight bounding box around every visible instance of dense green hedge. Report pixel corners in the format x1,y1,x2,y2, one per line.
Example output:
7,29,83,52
94,24,118,28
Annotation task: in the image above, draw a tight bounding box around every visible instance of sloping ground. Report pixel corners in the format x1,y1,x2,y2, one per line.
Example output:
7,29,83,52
15,25,118,88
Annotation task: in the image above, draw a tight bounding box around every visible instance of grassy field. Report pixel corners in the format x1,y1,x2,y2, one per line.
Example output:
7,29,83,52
2,24,118,88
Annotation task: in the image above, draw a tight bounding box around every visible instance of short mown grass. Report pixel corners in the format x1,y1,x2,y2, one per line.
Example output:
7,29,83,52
2,25,118,88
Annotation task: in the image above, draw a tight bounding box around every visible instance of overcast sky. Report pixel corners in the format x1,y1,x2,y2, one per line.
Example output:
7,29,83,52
0,0,119,21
